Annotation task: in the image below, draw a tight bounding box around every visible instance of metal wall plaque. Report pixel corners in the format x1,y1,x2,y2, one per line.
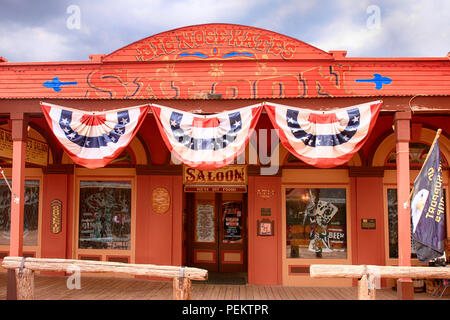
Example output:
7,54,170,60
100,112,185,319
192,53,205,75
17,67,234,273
361,218,376,229
152,187,171,214
50,199,62,234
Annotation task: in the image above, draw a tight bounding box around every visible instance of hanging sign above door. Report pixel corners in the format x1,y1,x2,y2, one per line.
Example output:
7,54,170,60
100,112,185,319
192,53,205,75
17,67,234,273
183,165,247,192
183,165,247,185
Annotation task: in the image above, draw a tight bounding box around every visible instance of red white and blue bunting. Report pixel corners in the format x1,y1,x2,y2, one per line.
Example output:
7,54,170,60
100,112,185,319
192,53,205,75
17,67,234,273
151,103,263,170
41,102,149,169
40,101,382,170
264,100,382,168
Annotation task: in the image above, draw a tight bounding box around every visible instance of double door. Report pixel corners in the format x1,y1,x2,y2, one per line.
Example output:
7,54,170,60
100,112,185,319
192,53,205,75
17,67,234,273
187,192,247,272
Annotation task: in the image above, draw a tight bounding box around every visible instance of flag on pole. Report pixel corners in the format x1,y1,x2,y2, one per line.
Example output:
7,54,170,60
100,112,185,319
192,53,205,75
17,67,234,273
151,103,263,170
410,130,446,263
41,102,149,169
264,100,382,168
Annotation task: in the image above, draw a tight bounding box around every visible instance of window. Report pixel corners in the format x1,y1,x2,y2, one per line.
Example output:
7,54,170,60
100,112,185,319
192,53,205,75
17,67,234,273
0,180,40,246
386,143,448,167
387,188,447,259
78,181,132,250
286,188,347,259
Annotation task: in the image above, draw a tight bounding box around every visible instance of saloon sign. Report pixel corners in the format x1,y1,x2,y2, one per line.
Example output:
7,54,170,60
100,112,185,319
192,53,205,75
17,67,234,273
4,23,450,101
133,25,298,61
183,165,247,185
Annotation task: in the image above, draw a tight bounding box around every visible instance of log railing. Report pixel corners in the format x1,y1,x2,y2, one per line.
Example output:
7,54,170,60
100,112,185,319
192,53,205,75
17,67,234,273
310,264,450,300
2,256,208,300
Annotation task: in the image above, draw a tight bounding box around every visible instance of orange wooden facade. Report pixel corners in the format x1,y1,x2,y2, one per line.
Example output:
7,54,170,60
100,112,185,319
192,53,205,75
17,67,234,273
0,24,449,291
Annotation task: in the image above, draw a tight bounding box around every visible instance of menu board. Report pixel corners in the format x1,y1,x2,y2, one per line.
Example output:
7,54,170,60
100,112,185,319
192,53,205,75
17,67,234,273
222,201,242,243
195,200,215,243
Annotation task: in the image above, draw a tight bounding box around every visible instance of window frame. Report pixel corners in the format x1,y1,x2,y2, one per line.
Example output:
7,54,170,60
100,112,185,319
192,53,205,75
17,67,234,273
282,183,352,266
383,169,450,266
0,168,43,257
74,169,136,263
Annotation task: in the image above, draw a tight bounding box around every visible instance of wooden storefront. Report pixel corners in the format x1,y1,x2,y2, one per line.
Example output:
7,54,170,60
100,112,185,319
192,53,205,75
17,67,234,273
0,23,449,289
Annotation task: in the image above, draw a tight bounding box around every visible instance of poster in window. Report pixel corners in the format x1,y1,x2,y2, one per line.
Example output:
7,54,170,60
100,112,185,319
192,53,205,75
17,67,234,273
195,200,215,243
286,188,347,259
222,201,242,243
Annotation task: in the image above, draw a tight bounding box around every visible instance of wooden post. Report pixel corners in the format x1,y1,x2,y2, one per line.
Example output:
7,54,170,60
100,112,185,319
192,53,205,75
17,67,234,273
357,271,376,300
357,274,369,300
394,111,414,300
15,268,34,300
7,112,28,300
173,277,192,300
367,274,376,300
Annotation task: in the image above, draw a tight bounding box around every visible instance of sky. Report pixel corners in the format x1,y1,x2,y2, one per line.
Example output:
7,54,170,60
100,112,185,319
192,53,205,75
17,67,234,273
0,0,449,62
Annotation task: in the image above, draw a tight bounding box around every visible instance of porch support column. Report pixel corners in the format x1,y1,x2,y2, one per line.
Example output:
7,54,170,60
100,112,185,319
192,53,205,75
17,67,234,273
7,112,28,300
393,111,414,300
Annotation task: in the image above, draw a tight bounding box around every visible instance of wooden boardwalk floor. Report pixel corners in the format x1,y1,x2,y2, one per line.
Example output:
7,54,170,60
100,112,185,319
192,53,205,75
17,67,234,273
0,273,447,300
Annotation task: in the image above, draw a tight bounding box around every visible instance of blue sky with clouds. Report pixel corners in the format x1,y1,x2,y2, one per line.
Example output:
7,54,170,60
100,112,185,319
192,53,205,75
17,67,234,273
0,0,449,62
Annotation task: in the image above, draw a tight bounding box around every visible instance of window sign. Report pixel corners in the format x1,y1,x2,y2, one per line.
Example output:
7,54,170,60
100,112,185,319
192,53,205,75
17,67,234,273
258,219,274,236
286,188,347,259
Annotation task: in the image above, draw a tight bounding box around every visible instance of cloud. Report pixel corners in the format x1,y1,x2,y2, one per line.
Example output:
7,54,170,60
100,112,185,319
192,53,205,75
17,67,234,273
0,26,72,62
0,0,449,61
310,0,450,57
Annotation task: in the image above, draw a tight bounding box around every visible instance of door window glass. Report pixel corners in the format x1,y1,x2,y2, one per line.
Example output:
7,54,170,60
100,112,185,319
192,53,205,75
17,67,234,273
222,201,243,244
194,200,216,243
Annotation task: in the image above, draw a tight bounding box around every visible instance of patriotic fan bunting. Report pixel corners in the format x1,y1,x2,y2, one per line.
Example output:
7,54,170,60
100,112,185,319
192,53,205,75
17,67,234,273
151,103,263,170
264,101,382,168
41,102,149,169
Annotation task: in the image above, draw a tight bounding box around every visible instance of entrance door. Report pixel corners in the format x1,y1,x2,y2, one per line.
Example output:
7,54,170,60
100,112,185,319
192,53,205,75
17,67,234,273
187,192,247,272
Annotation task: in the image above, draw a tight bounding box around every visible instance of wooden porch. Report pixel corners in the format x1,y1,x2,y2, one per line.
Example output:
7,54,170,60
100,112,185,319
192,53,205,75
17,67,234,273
0,273,447,300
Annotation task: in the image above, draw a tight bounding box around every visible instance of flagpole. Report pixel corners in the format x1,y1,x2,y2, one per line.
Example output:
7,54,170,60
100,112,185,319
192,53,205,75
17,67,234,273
405,128,442,207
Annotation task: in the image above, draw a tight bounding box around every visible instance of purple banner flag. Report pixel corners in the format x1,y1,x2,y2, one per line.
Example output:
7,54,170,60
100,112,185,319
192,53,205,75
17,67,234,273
411,137,445,263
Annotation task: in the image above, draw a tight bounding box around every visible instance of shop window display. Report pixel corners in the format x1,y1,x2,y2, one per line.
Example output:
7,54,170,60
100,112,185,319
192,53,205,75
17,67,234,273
79,181,132,250
286,188,347,259
0,180,40,246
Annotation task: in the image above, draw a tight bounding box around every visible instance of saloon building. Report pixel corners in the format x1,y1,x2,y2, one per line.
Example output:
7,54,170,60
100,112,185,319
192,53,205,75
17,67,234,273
0,24,449,296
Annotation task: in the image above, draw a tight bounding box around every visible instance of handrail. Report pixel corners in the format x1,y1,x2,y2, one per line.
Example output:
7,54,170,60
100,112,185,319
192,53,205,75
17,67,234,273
310,264,450,300
2,256,208,300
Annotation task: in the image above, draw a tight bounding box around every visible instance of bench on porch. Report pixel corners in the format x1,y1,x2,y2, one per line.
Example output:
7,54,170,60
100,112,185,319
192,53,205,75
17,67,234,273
2,256,208,300
310,264,450,300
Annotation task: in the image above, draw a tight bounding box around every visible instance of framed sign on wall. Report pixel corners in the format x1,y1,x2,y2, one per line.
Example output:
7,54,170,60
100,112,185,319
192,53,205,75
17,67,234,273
151,187,170,214
50,199,62,234
257,219,274,236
